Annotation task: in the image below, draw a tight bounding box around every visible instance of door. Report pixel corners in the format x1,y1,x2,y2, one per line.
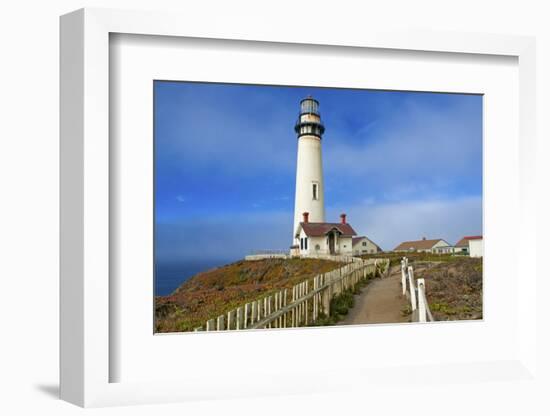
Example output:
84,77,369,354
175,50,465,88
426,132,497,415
328,232,335,255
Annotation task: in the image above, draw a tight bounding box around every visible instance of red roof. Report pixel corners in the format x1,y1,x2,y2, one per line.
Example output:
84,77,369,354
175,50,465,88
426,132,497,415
299,222,357,237
394,239,447,251
455,235,482,247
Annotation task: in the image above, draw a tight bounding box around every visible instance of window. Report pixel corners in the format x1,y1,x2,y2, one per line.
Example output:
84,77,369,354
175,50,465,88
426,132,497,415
300,238,303,250
312,183,318,200
304,237,308,250
362,241,367,246
315,244,320,251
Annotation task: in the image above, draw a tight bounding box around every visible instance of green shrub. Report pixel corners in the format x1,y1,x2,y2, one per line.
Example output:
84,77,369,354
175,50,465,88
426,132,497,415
330,290,355,316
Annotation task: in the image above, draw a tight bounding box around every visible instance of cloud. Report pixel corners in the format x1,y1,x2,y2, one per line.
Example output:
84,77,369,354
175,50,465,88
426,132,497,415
328,195,482,251
175,195,186,203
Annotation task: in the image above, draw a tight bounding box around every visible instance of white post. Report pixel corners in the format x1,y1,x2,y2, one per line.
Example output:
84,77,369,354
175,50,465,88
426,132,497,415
244,303,249,329
401,260,407,296
305,281,309,325
236,307,242,330
273,293,278,328
417,278,427,322
407,265,417,311
267,296,272,328
206,319,215,331
227,310,234,330
283,289,288,328
279,290,283,328
251,302,256,324
217,315,225,331
313,277,318,321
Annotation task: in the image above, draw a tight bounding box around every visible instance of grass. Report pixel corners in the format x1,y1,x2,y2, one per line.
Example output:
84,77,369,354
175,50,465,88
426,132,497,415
155,257,346,332
415,257,483,321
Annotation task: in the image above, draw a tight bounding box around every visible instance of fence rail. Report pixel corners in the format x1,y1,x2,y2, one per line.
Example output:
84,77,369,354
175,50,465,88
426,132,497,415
248,249,290,255
401,257,435,323
244,252,365,262
195,257,390,331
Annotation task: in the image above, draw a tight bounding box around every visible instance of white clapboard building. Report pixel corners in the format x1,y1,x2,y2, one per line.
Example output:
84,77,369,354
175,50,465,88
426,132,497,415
455,235,483,256
352,236,383,255
467,236,483,257
393,237,451,253
294,213,357,256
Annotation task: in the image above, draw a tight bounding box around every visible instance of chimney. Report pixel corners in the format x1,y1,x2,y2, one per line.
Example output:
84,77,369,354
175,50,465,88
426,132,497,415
422,236,426,240
340,213,347,224
303,212,309,223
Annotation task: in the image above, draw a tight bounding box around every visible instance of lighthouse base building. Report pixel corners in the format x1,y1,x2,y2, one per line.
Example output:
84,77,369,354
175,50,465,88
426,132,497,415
292,212,357,257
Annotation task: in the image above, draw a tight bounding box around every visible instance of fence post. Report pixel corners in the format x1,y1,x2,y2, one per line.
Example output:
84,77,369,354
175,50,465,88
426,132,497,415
300,283,303,322
274,293,279,328
251,302,256,324
236,307,243,330
305,281,309,325
227,309,235,330
401,259,407,296
417,278,427,322
313,277,318,321
268,295,273,328
206,319,215,331
217,314,225,331
244,303,250,329
291,285,296,328
407,265,417,311
283,289,288,328
323,286,330,316
279,290,284,328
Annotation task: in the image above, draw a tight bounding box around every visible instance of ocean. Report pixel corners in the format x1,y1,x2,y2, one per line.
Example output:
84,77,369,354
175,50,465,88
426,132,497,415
154,258,236,296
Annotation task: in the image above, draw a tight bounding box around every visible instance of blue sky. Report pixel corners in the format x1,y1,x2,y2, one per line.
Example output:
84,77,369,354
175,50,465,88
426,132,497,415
155,81,482,263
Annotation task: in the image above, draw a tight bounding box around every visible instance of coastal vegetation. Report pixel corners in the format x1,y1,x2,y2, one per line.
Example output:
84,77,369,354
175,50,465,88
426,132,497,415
155,258,345,332
407,257,482,321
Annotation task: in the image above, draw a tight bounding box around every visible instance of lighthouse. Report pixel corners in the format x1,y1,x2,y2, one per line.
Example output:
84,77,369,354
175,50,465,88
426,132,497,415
292,96,326,243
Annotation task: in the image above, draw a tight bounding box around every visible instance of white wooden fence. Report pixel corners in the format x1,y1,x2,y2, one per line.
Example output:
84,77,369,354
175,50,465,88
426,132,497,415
400,257,434,322
195,257,390,331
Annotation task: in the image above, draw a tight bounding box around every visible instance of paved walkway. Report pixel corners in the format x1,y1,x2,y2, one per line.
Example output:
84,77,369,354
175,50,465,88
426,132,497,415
341,266,410,325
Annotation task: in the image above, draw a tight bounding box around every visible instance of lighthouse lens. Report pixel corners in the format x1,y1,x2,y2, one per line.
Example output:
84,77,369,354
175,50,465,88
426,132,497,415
301,99,319,115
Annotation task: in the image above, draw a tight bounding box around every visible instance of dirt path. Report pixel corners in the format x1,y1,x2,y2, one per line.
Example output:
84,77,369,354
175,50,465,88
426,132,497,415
341,266,410,325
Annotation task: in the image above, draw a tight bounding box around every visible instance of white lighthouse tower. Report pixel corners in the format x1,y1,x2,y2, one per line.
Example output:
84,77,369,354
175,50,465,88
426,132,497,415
292,96,326,243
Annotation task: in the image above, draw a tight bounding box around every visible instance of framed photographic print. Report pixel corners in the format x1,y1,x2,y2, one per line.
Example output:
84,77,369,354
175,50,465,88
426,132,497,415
152,81,482,334
60,8,537,408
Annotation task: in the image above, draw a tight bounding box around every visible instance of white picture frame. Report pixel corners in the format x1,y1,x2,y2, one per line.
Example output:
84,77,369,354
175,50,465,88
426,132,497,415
60,8,537,408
